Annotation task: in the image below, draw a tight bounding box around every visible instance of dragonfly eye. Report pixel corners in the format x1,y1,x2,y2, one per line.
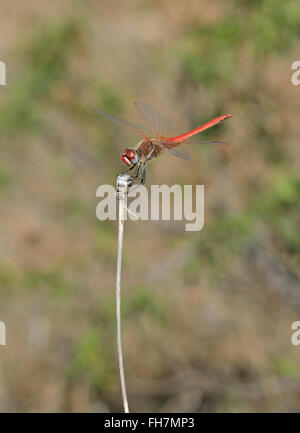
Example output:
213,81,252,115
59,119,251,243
121,154,132,166
121,148,138,166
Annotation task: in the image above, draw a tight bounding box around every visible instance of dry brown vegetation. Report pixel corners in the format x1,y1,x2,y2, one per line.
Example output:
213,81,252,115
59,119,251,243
0,0,300,412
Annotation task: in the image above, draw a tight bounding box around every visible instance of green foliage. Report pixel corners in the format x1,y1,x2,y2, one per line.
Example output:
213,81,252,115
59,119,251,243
62,197,91,224
122,285,166,323
92,81,123,116
175,0,300,87
100,285,167,325
0,264,77,298
95,222,116,259
0,263,22,291
24,268,76,298
220,395,243,412
196,214,253,263
257,173,300,252
0,163,12,188
67,329,113,388
274,359,300,378
177,18,240,86
0,18,83,136
259,174,300,213
23,19,82,94
90,80,126,169
187,169,300,284
190,214,251,281
251,1,300,56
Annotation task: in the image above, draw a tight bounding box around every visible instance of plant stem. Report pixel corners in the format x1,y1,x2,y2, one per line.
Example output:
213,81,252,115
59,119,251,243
116,174,131,413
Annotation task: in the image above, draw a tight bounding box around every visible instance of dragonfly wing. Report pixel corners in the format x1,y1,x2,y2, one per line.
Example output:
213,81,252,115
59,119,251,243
165,144,191,160
163,136,228,160
184,138,228,145
134,100,179,140
92,108,152,138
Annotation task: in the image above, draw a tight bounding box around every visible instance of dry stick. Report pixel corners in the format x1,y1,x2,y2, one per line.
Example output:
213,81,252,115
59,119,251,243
116,174,132,413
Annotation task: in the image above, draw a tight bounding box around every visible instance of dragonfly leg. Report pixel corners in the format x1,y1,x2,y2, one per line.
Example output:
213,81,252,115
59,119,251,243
121,164,136,175
127,183,142,195
146,147,155,160
140,162,147,185
117,161,142,198
131,160,142,179
117,159,147,197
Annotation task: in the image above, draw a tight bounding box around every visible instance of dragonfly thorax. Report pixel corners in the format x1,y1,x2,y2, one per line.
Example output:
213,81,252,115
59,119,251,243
121,148,139,166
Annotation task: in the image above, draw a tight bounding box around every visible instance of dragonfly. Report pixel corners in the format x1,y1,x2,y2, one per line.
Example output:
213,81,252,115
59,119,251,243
93,100,232,186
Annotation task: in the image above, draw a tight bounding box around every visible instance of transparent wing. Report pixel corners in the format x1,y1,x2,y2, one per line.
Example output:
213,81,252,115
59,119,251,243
134,100,179,140
92,108,152,138
163,138,228,160
166,145,191,160
184,138,228,145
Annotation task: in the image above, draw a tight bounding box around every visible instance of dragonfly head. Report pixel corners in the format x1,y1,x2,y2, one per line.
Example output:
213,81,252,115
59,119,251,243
121,148,139,167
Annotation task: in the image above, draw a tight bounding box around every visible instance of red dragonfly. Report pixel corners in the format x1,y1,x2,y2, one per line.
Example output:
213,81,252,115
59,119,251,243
93,100,232,185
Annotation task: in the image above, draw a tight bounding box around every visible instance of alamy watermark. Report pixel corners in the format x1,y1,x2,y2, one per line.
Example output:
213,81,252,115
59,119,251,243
291,61,300,86
0,321,6,345
0,61,6,86
291,321,300,346
96,184,204,231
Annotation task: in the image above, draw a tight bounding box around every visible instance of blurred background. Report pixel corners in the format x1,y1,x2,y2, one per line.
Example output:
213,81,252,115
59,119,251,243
0,0,300,412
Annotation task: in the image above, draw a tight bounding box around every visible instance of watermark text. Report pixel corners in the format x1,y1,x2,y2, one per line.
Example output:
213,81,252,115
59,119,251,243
0,61,6,86
0,321,6,345
291,321,300,346
291,61,300,86
96,184,204,231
